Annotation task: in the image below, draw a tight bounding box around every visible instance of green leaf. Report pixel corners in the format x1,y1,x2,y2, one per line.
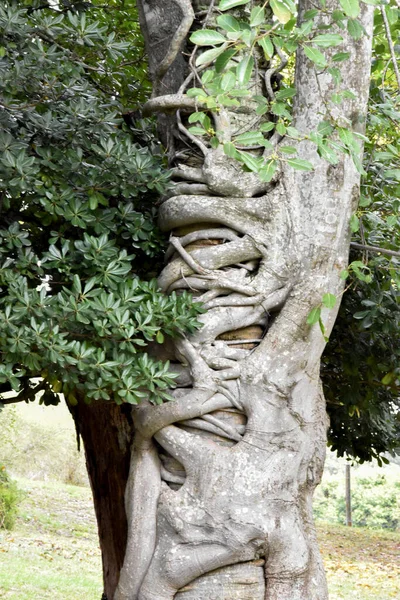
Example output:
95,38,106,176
353,310,370,319
210,136,219,149
350,214,360,232
339,0,360,18
250,6,265,26
322,293,337,309
304,8,319,18
196,45,227,66
235,131,265,146
223,142,238,158
215,48,237,72
221,70,237,90
317,121,333,136
276,122,286,135
275,87,296,100
279,145,297,155
258,36,274,60
303,45,328,67
313,34,344,47
188,126,207,135
219,0,251,11
236,55,254,85
271,102,291,117
332,51,351,62
318,142,339,164
270,0,292,23
381,372,394,385
216,14,241,32
186,87,207,98
201,70,214,84
190,30,227,46
156,331,164,344
307,306,321,325
286,157,314,171
347,18,364,40
259,159,278,182
260,122,275,132
236,150,262,172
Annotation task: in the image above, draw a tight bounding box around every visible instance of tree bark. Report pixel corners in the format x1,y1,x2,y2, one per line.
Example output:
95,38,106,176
112,1,374,599
69,400,133,600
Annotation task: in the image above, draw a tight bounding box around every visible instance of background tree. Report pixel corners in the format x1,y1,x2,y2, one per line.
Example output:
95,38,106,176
0,0,399,599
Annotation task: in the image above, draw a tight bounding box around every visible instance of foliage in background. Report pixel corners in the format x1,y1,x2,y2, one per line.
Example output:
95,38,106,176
0,403,88,485
0,0,203,408
322,2,400,462
0,464,21,529
314,466,400,530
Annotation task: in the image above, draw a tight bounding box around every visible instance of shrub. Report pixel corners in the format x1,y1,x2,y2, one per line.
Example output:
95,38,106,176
314,469,400,531
0,465,21,530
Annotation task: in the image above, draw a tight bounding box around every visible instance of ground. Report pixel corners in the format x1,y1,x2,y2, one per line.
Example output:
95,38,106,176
0,477,399,600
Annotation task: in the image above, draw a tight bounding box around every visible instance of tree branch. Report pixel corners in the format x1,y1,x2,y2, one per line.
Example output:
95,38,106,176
351,242,400,258
381,4,400,91
155,0,195,81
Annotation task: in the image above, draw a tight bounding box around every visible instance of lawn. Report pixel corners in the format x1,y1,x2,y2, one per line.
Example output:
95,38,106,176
0,477,399,599
0,478,102,600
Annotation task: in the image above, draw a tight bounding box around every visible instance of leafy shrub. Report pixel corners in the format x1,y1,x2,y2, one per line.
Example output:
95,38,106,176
338,475,400,530
0,465,21,530
314,469,400,531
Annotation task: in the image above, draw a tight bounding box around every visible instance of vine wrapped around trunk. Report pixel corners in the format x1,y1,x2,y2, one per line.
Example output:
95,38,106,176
115,0,374,598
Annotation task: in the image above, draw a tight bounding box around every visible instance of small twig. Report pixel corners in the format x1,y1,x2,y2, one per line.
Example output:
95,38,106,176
381,4,400,91
350,242,400,258
176,110,209,155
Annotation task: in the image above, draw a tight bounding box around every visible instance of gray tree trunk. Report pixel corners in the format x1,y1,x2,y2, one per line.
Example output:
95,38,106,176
115,1,373,598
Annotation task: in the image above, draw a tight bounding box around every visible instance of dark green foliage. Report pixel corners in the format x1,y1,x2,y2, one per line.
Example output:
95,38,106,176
0,465,21,530
322,5,400,462
0,1,204,406
323,267,400,462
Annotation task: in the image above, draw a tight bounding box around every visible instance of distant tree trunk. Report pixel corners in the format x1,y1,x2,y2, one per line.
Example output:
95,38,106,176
345,464,352,527
69,400,133,600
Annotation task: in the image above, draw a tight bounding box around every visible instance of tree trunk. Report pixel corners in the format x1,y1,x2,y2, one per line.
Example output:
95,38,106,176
111,1,374,599
69,400,133,600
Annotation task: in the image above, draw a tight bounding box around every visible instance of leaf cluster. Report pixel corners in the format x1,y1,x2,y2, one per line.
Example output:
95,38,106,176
0,2,203,406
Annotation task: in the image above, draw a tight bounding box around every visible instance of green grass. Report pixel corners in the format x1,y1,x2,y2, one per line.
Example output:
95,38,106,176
318,521,400,600
0,477,399,599
0,478,102,600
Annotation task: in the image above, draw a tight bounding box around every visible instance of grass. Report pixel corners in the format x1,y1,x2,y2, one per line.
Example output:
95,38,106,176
319,521,400,600
0,477,399,599
0,478,102,600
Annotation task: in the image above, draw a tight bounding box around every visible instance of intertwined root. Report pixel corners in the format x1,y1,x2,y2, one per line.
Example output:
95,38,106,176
116,188,323,600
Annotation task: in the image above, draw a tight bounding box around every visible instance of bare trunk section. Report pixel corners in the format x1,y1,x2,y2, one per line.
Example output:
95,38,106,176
115,1,374,599
69,400,133,600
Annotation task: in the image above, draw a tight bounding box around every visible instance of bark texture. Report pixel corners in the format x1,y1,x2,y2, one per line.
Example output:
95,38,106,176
115,1,374,599
69,400,133,600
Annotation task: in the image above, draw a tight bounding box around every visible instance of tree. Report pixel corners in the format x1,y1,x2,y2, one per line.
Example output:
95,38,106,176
1,1,399,599
115,0,378,598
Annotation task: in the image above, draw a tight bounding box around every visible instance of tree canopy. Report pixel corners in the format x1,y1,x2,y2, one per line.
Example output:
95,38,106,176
0,0,399,462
